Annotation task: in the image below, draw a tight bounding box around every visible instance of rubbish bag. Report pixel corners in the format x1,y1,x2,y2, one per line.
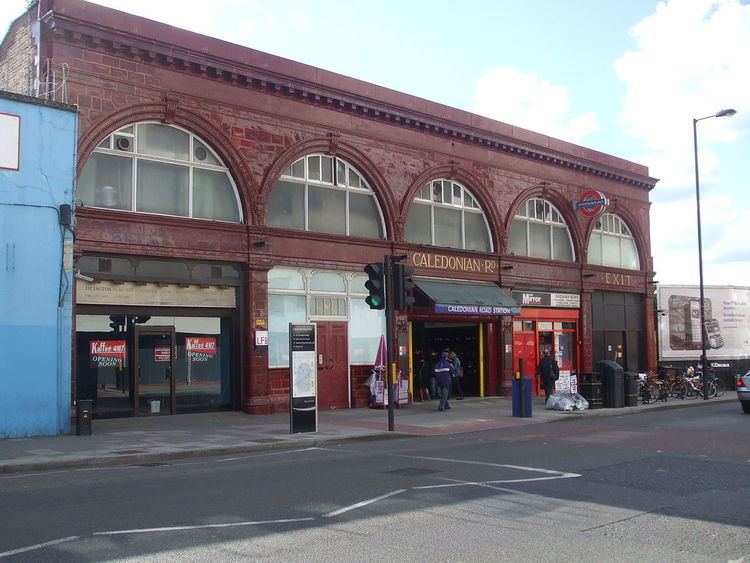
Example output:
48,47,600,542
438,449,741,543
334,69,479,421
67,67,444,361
570,393,589,410
545,394,574,411
546,393,589,411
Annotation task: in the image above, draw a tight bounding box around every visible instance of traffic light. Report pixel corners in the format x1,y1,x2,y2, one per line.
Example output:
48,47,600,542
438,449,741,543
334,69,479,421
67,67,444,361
392,263,416,310
403,265,416,308
364,262,385,310
109,315,125,332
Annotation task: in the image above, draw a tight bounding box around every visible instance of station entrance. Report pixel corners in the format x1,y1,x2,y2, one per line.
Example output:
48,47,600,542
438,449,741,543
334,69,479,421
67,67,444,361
411,321,481,397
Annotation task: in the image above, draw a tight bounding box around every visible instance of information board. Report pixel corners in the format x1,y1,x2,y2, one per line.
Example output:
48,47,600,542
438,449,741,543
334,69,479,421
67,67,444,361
289,323,317,433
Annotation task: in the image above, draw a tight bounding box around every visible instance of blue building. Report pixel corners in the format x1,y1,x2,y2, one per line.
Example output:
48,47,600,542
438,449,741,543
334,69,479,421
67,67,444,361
0,90,77,437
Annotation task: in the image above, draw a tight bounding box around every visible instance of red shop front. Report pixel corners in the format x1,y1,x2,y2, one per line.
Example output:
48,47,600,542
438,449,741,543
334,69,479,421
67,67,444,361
511,291,581,396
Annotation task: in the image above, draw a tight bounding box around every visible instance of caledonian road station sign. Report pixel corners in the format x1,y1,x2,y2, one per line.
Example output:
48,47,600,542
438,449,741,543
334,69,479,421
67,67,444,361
410,251,498,275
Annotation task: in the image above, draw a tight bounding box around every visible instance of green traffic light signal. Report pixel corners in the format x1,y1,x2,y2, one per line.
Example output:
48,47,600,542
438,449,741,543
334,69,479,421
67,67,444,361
364,262,385,310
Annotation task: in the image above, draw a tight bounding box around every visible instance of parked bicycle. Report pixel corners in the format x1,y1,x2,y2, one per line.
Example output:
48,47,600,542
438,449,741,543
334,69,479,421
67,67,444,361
638,371,667,404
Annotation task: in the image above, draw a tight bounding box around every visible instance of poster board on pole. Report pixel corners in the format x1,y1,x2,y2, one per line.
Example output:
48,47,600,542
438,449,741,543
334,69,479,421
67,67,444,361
289,323,317,433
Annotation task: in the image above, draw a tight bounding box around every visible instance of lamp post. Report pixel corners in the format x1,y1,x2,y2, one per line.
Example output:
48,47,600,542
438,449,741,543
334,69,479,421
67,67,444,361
692,108,736,399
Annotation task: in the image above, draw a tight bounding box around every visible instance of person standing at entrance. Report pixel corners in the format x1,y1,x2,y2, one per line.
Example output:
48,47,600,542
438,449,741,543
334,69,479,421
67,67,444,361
537,348,559,401
435,351,455,411
413,350,429,401
449,350,464,400
427,349,438,399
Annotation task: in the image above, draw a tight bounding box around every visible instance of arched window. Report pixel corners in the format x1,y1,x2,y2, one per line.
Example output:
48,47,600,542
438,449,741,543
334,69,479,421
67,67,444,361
405,179,492,252
267,154,385,239
508,198,574,262
78,122,242,222
587,213,640,270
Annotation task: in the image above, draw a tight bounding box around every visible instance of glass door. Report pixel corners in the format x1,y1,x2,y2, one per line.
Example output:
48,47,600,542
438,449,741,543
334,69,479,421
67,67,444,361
135,327,175,415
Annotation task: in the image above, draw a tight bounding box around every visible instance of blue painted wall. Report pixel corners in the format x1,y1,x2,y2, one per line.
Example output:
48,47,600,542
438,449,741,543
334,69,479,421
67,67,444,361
0,92,77,437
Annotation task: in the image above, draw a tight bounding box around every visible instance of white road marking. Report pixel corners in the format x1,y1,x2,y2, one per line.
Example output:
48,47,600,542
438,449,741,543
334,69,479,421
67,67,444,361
392,454,581,479
0,470,70,481
1,450,582,549
323,489,407,518
215,446,331,463
0,536,79,558
94,517,315,536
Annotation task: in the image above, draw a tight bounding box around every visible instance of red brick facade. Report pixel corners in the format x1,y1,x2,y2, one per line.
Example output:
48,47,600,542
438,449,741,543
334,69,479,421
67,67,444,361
1,0,658,415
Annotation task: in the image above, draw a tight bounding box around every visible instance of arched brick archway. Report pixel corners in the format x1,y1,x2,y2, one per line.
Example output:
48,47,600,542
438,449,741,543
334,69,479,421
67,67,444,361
77,101,257,224
258,136,397,239
504,184,584,259
400,163,501,249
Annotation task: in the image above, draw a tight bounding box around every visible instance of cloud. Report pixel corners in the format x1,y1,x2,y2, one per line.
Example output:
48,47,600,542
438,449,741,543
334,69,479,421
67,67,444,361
473,68,599,144
615,0,750,151
614,0,750,285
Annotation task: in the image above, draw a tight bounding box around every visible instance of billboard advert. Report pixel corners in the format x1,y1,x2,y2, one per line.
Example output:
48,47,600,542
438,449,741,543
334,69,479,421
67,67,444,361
657,285,750,360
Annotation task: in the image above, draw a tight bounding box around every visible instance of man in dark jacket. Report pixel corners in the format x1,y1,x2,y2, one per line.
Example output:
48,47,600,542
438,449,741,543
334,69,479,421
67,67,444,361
434,351,455,411
537,349,559,401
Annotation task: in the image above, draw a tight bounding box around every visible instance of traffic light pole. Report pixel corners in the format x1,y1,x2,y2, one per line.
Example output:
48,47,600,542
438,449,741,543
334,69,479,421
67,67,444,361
384,254,395,431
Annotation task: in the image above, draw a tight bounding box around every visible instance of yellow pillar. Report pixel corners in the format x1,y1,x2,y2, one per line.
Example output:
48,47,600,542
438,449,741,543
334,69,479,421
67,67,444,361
479,323,485,397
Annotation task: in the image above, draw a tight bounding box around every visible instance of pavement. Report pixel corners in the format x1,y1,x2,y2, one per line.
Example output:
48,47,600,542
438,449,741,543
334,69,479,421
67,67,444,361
0,393,738,475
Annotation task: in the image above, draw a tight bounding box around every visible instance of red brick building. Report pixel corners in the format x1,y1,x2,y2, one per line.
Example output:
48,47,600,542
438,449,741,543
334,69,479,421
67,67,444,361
1,0,657,419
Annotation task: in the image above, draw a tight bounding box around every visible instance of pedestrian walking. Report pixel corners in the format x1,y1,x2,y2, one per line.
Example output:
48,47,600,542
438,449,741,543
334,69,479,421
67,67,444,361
434,351,455,411
449,350,464,400
537,348,559,402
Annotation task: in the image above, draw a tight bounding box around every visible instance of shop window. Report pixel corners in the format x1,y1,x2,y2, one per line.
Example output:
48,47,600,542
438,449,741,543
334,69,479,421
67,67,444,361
267,267,386,367
268,268,305,291
75,314,233,416
310,296,347,317
508,198,574,262
406,179,492,252
267,154,385,239
587,213,640,270
269,294,307,367
310,271,346,292
349,299,387,363
78,122,241,222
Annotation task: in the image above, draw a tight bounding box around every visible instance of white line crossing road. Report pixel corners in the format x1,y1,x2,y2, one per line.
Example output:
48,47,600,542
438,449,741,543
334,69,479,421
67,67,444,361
0,452,579,558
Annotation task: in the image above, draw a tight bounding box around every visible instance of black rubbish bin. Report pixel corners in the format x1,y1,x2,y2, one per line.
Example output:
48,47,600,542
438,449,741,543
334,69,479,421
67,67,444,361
598,360,624,408
76,399,93,436
624,372,639,407
579,372,604,409
512,376,533,418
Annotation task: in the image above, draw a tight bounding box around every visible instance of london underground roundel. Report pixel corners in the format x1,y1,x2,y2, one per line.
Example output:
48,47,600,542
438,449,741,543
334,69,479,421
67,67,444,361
574,190,609,218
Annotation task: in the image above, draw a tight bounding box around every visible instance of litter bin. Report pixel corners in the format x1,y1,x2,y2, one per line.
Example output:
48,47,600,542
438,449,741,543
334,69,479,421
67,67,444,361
624,372,639,407
512,376,533,418
579,372,604,409
598,360,624,408
76,399,93,436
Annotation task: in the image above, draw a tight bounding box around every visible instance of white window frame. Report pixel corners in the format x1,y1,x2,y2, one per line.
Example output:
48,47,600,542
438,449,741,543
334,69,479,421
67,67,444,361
510,197,575,262
408,179,493,252
272,154,386,239
588,213,640,270
267,267,386,368
82,122,243,222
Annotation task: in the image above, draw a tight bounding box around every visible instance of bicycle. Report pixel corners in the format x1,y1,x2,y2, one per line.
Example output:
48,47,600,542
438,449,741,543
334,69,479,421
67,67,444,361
638,371,665,404
709,372,725,397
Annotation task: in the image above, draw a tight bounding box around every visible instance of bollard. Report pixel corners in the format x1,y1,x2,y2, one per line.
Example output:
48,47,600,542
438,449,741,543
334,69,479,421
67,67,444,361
76,399,93,436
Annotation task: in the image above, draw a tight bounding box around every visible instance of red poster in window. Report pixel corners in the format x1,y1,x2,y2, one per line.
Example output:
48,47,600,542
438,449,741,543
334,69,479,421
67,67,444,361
90,340,126,368
186,337,217,362
154,347,171,362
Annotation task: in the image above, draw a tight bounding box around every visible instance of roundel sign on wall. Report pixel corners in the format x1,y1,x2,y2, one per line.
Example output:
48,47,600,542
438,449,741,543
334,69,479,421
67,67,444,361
573,190,609,218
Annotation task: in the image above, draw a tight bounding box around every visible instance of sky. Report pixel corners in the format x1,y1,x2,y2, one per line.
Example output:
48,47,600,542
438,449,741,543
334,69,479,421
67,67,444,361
1,0,748,287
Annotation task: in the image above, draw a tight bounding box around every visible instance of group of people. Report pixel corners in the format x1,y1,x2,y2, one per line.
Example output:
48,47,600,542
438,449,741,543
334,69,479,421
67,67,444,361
414,349,464,412
412,346,561,411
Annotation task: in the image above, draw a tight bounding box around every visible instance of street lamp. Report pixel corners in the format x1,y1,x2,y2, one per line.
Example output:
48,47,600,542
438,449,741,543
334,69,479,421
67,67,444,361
692,108,736,400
